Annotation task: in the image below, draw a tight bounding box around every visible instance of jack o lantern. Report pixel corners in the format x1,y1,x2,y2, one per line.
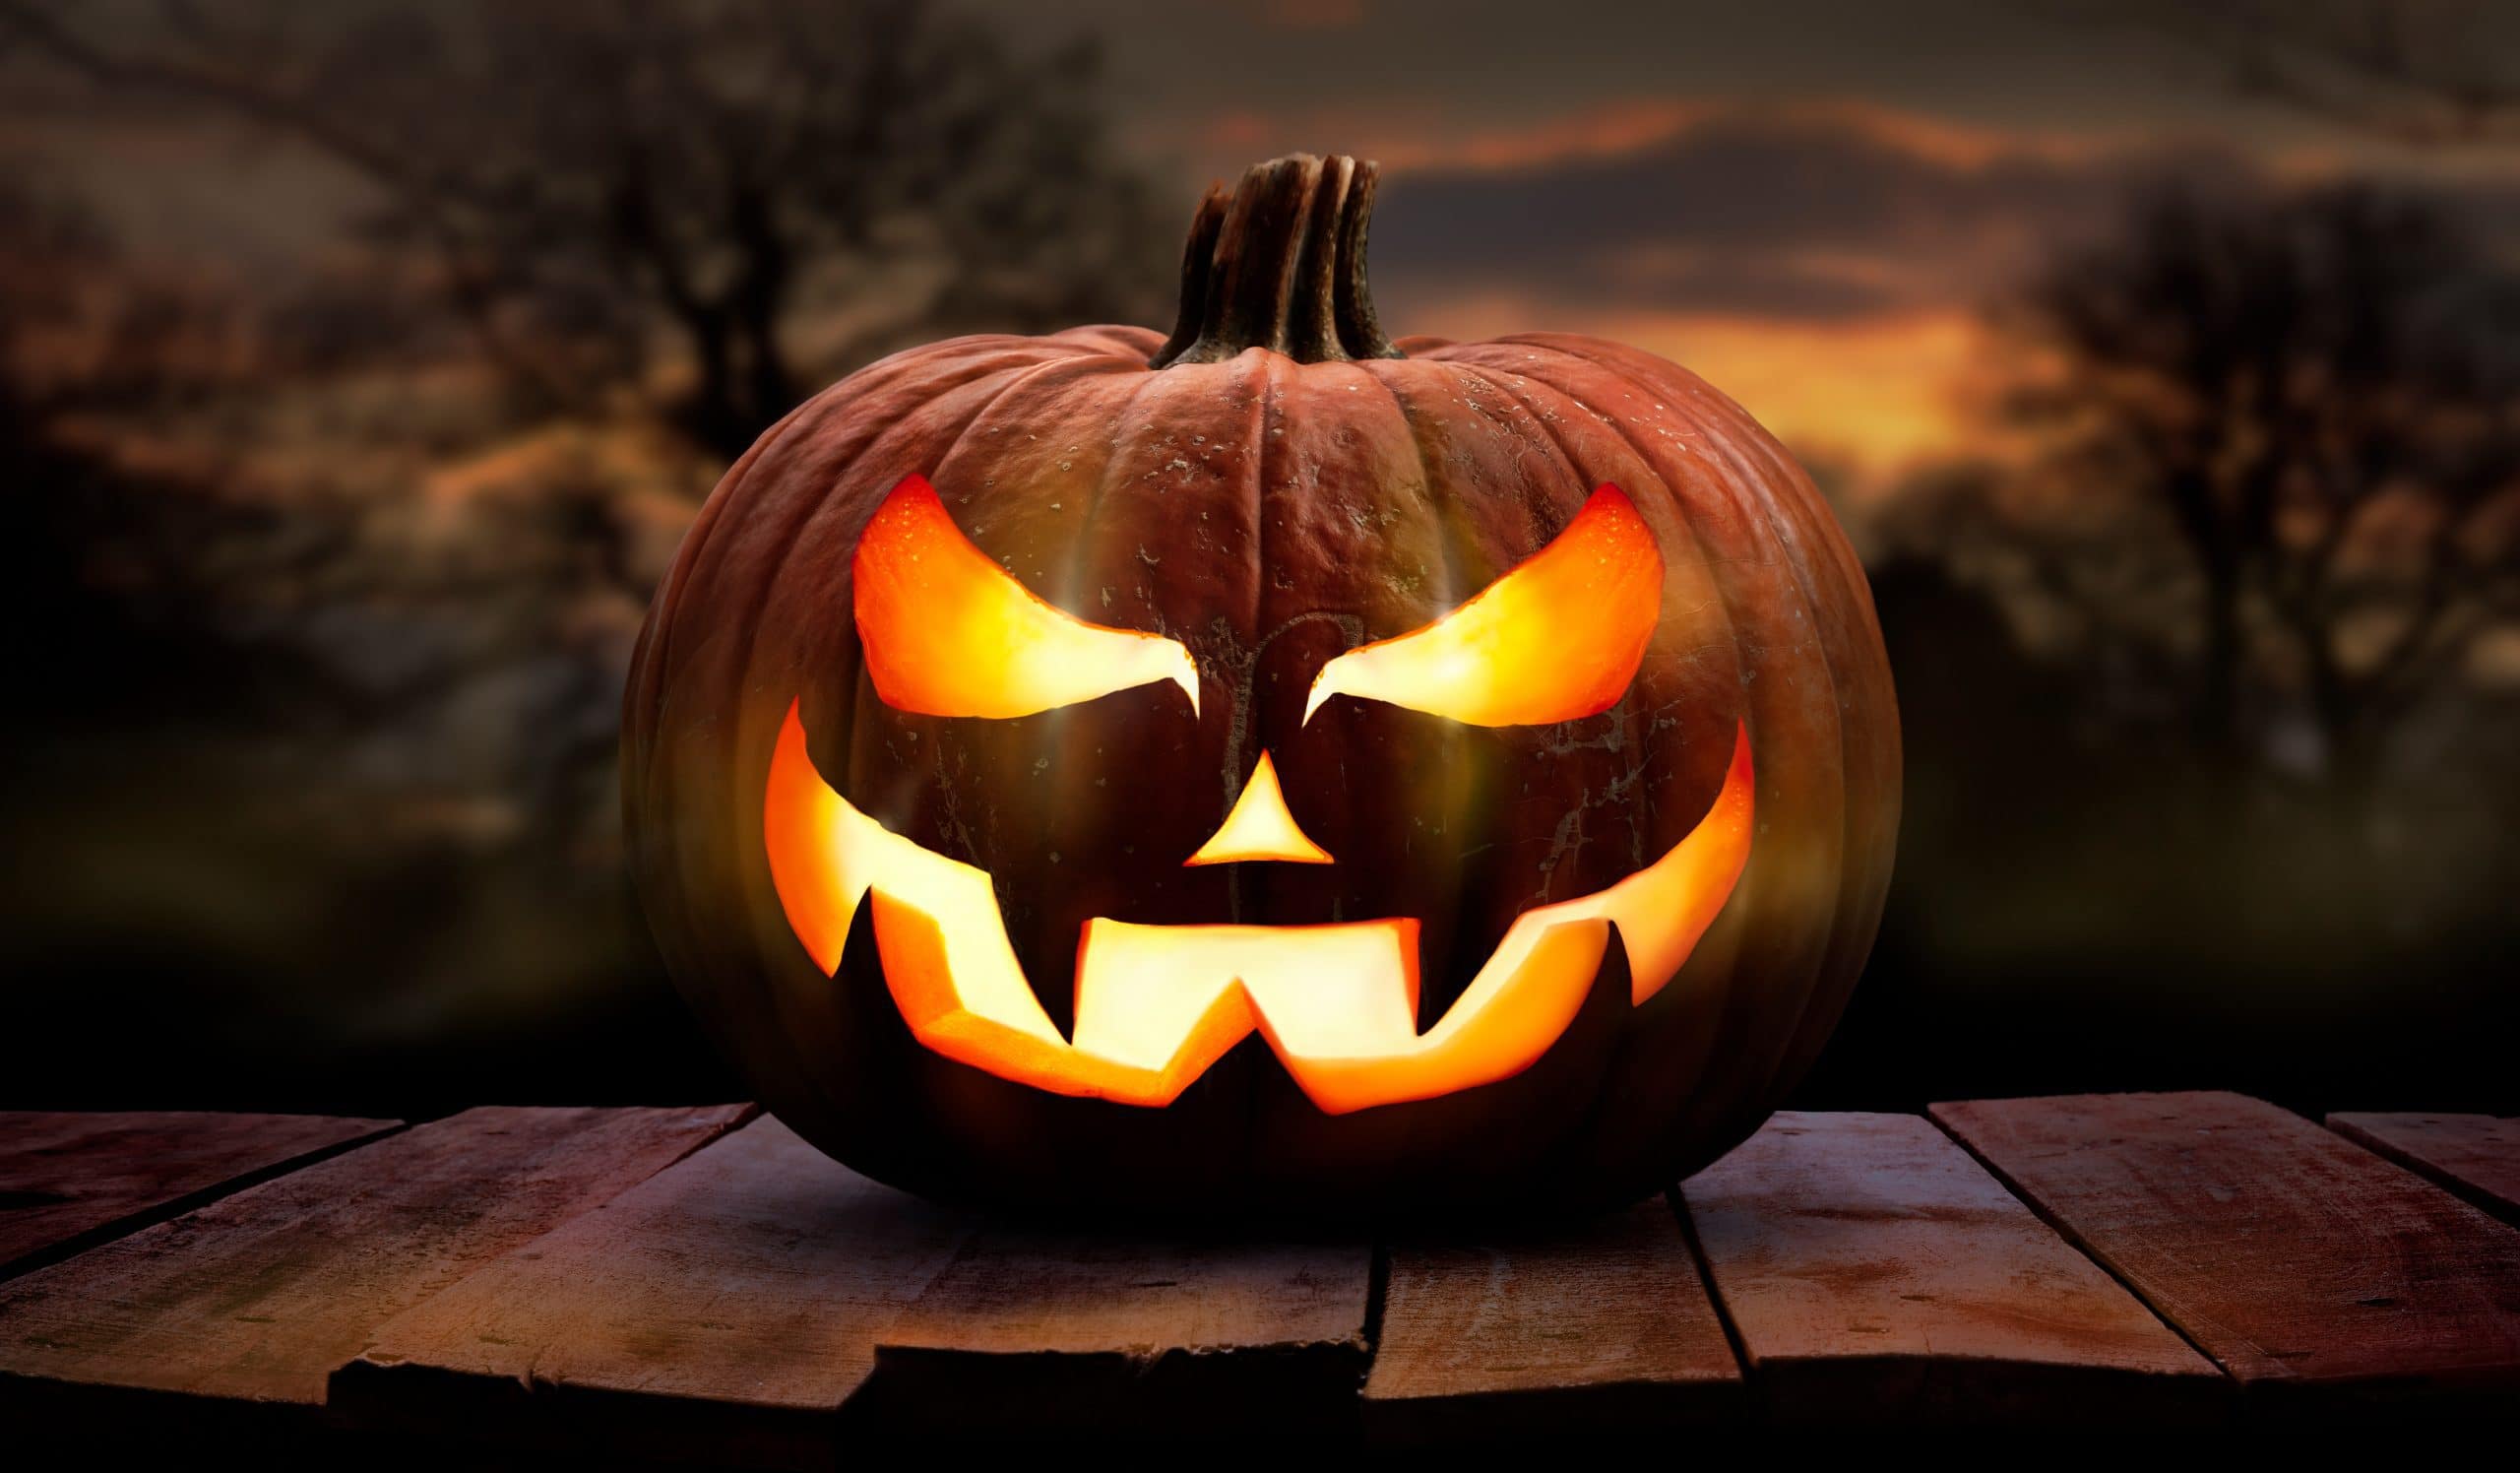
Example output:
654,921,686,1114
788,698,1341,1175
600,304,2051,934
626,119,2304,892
623,155,1899,1218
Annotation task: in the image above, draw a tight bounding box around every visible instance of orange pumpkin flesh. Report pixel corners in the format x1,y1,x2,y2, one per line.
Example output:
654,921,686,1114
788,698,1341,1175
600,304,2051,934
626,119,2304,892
623,154,1900,1219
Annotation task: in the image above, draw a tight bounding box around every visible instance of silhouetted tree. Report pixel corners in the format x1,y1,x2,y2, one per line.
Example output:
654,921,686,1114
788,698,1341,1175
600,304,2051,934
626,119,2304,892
0,0,1166,454
1997,183,2520,797
2115,0,2520,146
0,174,350,722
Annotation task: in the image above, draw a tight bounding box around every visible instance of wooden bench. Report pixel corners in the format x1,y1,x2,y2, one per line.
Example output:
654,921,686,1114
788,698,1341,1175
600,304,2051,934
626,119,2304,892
3,1093,2514,1454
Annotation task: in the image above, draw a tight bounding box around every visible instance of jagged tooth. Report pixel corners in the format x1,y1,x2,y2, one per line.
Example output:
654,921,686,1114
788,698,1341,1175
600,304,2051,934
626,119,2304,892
1267,916,1611,1115
1071,921,1250,1071
1079,919,1419,1066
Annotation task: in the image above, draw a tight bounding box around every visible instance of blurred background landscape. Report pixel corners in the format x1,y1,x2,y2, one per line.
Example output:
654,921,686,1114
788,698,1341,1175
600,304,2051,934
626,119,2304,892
3,0,2513,1119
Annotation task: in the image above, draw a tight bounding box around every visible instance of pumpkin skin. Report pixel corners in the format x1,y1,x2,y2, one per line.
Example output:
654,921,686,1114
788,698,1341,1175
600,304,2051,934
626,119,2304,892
622,156,1899,1219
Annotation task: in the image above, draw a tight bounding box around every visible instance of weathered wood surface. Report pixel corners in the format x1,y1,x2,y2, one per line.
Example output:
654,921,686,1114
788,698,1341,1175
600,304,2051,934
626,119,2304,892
2329,1112,2520,1228
1363,1200,1741,1438
332,1117,969,1470
1681,1111,2222,1423
0,1104,748,1433
858,1225,1373,1434
1935,1092,2520,1411
0,1111,397,1281
11,1098,2520,1442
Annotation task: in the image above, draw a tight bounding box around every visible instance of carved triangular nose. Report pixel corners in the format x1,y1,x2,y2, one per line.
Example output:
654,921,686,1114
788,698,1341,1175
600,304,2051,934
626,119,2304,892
1183,751,1334,866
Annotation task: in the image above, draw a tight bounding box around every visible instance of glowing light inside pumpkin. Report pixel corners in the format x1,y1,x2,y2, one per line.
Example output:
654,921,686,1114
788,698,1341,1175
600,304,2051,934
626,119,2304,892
854,474,1199,720
1071,918,1420,1073
1183,751,1334,865
1305,485,1663,727
765,701,1754,1113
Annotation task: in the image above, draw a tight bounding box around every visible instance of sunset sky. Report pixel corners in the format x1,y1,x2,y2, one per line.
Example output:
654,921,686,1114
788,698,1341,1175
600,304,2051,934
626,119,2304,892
10,1,2519,487
978,0,2520,484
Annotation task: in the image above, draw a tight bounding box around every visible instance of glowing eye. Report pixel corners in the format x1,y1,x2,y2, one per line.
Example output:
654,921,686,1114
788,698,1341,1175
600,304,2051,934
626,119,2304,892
853,475,1199,720
1305,485,1663,727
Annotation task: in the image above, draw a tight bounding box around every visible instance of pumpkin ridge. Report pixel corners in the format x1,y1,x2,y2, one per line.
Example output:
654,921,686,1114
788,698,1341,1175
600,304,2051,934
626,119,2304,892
832,350,1130,836
1439,354,1711,842
1344,358,1482,1003
1442,347,1809,1185
1438,360,1660,876
1557,337,1897,1117
1353,357,1649,1016
1446,352,1753,829
1494,341,1858,1164
814,352,1150,1062
1231,351,1296,933
1439,365,1660,923
1352,359,1463,611
1022,355,1206,1031
1056,353,1168,632
1132,350,1291,938
749,352,1097,1117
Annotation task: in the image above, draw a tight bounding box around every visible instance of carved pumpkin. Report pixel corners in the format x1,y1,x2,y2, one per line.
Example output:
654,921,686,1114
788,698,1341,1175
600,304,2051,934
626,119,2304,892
622,154,1900,1218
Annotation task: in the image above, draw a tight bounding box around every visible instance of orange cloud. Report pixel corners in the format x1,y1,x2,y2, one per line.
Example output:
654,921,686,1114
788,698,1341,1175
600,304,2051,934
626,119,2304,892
1620,308,2002,485
1197,95,2107,177
1372,100,1716,171
1410,292,2010,487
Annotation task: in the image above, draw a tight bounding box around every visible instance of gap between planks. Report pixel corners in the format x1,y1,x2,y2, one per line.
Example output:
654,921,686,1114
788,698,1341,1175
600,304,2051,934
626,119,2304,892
0,1103,752,1443
0,1111,402,1283
1682,1111,2223,1425
2327,1111,2520,1228
1363,1197,1745,1438
333,1115,970,1471
1935,1091,2520,1419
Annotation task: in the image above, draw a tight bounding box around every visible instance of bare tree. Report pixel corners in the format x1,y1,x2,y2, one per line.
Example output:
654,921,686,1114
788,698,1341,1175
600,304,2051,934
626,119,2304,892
0,0,1167,455
2112,0,2520,146
1996,183,2520,796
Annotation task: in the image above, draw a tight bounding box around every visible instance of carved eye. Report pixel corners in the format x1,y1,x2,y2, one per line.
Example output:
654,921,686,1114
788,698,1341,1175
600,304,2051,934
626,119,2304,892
1305,485,1664,728
853,475,1199,720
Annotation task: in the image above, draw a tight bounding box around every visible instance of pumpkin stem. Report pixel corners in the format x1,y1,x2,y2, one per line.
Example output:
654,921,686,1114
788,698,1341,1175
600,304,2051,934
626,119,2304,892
1150,153,1403,368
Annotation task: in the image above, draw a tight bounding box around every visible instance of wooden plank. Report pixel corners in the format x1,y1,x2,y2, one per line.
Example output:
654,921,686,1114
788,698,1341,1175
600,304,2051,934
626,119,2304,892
331,1116,970,1470
856,1226,1373,1435
1681,1111,2223,1424
1362,1200,1742,1439
1934,1091,2520,1414
2330,1112,2520,1228
0,1112,397,1281
0,1104,748,1440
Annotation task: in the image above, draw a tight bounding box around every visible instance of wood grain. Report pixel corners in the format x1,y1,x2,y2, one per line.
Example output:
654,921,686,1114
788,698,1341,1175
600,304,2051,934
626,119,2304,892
1682,1111,2222,1423
2330,1112,2520,1228
0,1111,397,1280
858,1227,1372,1434
1363,1200,1742,1439
0,1104,747,1437
331,1116,970,1470
1935,1092,2520,1413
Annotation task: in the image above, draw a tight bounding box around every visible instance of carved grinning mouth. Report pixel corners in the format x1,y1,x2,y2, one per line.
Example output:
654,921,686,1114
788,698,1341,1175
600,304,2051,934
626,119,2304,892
765,702,1754,1115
